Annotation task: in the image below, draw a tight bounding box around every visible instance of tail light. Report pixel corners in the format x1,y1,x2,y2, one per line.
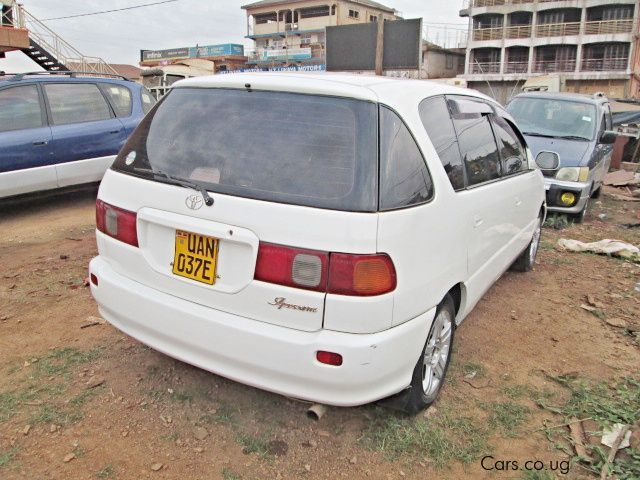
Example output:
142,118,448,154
96,199,138,247
316,351,343,366
254,242,396,296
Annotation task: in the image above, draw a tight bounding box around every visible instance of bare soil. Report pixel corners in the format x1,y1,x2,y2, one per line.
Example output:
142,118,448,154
0,187,638,480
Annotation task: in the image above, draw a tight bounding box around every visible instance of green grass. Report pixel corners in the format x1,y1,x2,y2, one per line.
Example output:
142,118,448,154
30,404,81,426
481,401,530,437
222,468,242,480
521,471,555,480
360,407,488,468
69,386,102,408
200,403,235,425
460,362,487,378
236,432,271,458
96,465,115,478
501,384,533,400
35,347,103,377
0,448,17,468
544,214,570,230
0,392,17,422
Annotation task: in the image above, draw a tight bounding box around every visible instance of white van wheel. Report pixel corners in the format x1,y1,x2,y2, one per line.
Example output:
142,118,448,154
511,217,542,272
405,295,455,414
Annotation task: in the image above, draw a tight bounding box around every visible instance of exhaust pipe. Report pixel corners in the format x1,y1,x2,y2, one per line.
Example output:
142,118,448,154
306,403,327,421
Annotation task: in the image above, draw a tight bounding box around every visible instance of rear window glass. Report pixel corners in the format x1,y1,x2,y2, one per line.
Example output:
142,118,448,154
113,88,378,212
100,83,132,117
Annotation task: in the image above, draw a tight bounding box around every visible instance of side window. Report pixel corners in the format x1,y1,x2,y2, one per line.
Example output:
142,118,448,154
451,106,502,186
140,88,156,115
491,115,528,175
419,96,465,190
0,85,44,132
100,83,132,117
44,83,111,125
379,106,433,210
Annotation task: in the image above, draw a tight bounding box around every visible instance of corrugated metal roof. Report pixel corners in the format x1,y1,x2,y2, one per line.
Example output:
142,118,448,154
241,0,395,13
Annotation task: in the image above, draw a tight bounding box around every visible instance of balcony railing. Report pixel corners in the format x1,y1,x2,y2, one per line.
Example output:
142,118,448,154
581,57,628,71
584,19,633,35
536,21,581,37
470,61,501,73
472,0,534,6
472,26,504,40
505,24,531,38
504,61,529,73
533,59,576,72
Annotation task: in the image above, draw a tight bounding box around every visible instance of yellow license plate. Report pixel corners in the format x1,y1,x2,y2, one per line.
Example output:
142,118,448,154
172,230,219,285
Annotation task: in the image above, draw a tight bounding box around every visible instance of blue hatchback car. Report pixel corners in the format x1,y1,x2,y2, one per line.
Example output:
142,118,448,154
0,71,155,199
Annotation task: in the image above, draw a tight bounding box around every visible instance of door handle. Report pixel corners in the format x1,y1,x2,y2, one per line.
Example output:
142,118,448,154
473,216,483,228
109,129,121,134
33,140,48,146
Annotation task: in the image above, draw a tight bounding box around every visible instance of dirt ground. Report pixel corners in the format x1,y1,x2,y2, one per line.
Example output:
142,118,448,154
0,187,638,480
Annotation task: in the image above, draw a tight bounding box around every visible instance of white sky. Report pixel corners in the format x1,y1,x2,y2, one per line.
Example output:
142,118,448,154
1,0,467,72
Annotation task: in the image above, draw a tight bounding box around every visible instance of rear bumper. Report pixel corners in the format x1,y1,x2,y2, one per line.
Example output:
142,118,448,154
89,256,432,406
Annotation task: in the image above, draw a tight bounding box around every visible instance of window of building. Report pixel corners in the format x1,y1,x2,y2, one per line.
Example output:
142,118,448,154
490,115,528,175
370,15,378,22
419,96,465,191
349,9,359,19
380,106,433,210
255,12,277,24
300,6,330,18
331,5,336,15
100,83,132,117
450,99,501,186
0,85,44,132
44,83,112,125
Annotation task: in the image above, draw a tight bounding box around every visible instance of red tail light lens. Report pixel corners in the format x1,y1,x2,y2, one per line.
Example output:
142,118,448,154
328,253,396,296
255,243,328,292
96,199,139,247
254,243,396,296
316,351,343,366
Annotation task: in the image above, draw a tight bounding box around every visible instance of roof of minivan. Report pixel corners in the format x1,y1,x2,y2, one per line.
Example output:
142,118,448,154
513,91,608,105
0,74,137,88
175,72,494,106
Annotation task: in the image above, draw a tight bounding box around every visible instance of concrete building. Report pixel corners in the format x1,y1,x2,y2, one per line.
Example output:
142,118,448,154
422,42,466,78
459,0,640,102
241,0,399,67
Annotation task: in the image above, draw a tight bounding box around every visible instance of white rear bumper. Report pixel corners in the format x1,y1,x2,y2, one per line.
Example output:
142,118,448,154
89,256,433,406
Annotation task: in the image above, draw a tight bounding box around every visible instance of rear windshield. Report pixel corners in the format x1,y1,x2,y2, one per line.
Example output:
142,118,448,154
112,87,378,212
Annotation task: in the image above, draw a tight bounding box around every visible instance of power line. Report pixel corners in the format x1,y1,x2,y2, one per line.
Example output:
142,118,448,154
40,0,179,21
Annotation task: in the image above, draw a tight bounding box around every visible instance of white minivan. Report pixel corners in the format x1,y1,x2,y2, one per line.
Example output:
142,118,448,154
89,73,545,413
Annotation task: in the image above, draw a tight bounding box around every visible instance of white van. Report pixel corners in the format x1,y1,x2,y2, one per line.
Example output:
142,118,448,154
89,73,545,413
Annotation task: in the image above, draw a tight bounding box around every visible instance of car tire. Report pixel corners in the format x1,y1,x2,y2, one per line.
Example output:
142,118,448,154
571,198,589,224
511,216,542,272
404,295,455,414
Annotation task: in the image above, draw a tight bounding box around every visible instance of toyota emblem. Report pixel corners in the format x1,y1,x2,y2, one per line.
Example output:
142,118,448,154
185,194,204,210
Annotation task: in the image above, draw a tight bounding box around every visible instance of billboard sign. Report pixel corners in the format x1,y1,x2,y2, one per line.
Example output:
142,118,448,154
141,47,189,62
258,47,312,62
189,44,245,58
219,64,326,74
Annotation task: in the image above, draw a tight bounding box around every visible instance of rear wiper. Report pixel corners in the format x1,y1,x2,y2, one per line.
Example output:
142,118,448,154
554,135,590,141
133,167,214,206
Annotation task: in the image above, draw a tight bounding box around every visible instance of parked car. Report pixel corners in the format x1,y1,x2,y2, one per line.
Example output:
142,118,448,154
0,71,156,199
506,92,616,222
89,74,545,413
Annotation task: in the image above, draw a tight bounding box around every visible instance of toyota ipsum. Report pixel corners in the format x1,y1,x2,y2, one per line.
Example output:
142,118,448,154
89,73,545,413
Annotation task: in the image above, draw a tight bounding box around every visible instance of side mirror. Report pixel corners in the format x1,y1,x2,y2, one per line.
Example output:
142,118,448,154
535,151,560,170
599,130,617,144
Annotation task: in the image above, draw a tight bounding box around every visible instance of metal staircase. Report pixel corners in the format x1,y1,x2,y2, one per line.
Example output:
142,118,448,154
4,2,117,75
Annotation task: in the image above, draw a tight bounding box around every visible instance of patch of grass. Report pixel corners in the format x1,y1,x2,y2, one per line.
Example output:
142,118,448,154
0,448,17,468
222,468,242,480
521,471,555,480
96,465,115,478
502,384,532,400
0,392,17,422
30,404,81,426
481,401,530,436
35,347,103,377
460,362,486,378
69,386,102,408
236,432,271,459
544,376,640,426
172,391,193,403
200,403,235,425
544,214,570,230
360,407,488,467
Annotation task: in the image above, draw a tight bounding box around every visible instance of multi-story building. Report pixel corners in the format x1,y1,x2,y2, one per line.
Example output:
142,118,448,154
459,0,640,102
241,0,398,68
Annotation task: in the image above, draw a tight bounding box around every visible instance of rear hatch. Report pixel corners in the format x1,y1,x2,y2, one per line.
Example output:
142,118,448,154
98,84,380,332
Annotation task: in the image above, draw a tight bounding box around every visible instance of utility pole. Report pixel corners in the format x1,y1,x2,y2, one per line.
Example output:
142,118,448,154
375,13,384,76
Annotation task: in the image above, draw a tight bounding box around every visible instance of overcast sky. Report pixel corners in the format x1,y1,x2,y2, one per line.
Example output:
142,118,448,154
1,0,467,72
